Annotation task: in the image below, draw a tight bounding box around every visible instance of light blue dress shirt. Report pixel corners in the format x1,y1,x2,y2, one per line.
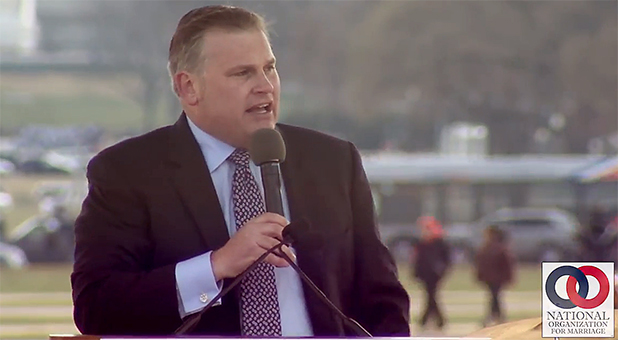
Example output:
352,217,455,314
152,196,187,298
175,117,313,336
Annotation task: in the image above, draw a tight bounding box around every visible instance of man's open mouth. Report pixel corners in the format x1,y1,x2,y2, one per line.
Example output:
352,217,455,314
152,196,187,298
246,103,272,114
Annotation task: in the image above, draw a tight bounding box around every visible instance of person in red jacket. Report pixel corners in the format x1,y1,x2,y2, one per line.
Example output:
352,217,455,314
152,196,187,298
475,225,516,327
412,216,451,332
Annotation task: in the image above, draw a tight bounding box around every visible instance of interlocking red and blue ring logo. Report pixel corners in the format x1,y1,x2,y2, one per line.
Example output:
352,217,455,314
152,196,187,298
545,265,610,309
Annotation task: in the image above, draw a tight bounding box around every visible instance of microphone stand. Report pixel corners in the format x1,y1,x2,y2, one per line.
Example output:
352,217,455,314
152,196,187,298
175,230,372,337
174,242,286,335
273,249,373,337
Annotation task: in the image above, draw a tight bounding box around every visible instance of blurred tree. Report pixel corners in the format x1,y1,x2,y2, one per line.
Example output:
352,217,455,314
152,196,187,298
343,1,617,154
90,0,211,132
283,1,377,114
558,12,617,153
83,0,616,153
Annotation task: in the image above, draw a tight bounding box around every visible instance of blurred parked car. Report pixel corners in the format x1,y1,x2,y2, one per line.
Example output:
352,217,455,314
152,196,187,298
0,188,12,241
380,221,474,264
36,180,87,219
33,181,74,202
0,241,29,268
0,158,16,175
8,212,75,263
0,187,14,211
17,159,72,175
466,208,580,262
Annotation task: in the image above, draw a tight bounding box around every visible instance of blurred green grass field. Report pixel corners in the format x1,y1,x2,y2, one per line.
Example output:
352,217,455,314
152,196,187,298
0,73,163,134
0,263,542,293
0,263,543,339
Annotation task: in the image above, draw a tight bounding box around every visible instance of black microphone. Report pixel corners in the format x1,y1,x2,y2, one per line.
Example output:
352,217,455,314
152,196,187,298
249,128,286,216
280,220,373,337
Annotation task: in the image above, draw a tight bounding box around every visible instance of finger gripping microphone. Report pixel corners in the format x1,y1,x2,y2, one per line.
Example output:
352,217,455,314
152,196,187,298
174,219,311,335
173,241,285,335
249,128,286,216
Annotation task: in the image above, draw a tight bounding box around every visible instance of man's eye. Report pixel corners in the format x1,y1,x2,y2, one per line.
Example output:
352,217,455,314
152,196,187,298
265,65,276,72
235,70,249,76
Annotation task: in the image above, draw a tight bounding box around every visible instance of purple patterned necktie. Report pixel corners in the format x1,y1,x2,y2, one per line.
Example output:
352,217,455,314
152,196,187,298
229,148,282,337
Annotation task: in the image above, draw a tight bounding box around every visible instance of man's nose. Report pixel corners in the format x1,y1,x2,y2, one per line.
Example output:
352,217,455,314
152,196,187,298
254,72,275,93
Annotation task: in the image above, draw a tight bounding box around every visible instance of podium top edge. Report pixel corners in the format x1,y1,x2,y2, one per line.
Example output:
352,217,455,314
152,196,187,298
49,336,491,340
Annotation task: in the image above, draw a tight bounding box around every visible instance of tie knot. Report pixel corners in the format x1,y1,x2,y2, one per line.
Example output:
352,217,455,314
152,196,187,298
229,148,251,167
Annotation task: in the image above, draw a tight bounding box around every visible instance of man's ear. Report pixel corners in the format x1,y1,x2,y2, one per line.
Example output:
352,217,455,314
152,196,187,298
175,71,200,106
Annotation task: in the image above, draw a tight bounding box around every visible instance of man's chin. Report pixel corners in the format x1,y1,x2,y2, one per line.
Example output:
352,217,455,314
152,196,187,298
251,118,276,130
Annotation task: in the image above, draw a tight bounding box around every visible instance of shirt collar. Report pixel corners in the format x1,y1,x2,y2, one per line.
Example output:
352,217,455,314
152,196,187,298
186,116,235,174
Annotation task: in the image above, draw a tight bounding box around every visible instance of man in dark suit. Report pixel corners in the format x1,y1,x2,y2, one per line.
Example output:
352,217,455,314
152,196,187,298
71,5,410,337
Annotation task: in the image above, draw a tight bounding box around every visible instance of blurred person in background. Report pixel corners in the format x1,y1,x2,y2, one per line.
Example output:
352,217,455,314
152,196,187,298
412,216,451,333
577,207,618,262
614,272,617,309
45,205,75,262
475,225,515,327
609,214,618,263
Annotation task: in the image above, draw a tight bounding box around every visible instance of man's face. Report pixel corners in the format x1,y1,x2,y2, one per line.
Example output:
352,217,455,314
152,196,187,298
190,29,280,148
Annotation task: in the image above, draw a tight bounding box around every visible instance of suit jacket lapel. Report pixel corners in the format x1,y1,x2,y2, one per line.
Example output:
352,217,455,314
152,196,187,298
279,137,304,224
165,113,230,252
278,125,341,335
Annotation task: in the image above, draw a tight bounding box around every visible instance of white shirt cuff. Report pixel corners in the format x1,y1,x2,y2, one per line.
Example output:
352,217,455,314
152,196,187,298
175,251,222,318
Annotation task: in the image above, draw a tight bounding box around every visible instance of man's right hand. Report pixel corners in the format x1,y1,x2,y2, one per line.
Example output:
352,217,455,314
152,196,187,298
211,213,295,281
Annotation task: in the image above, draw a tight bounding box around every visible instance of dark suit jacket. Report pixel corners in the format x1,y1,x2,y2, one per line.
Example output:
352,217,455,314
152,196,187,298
71,114,410,336
413,238,451,284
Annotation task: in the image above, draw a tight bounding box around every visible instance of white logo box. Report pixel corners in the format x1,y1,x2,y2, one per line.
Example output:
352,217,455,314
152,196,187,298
542,262,615,338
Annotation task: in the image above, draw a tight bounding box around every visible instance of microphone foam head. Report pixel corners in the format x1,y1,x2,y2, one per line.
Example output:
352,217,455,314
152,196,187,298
249,128,286,165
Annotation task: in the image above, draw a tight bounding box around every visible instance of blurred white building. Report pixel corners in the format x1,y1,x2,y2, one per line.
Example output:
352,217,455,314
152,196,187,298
439,122,489,156
0,0,39,56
